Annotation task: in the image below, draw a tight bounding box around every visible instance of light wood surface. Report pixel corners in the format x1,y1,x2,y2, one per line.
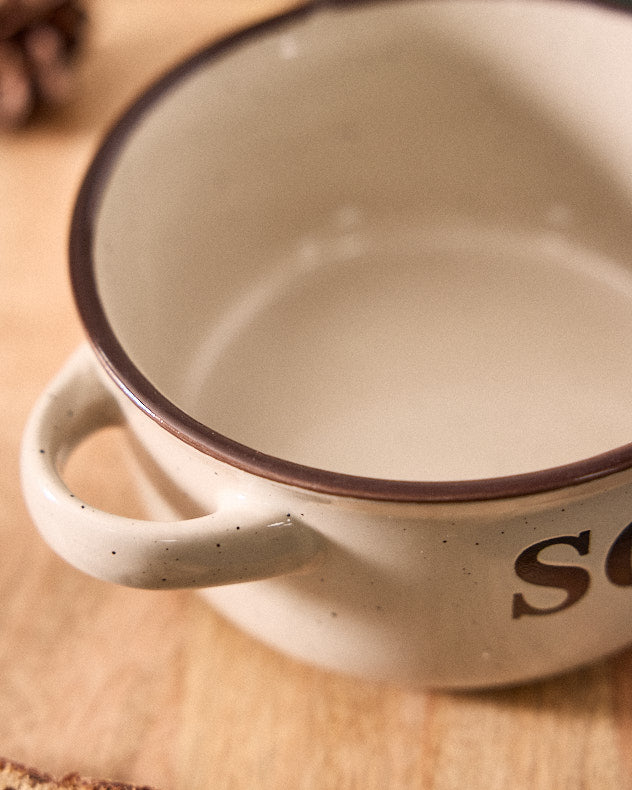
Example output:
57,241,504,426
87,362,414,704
3,3,632,788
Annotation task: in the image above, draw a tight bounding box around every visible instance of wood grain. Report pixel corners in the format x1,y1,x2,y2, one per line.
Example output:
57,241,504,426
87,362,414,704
2,2,632,788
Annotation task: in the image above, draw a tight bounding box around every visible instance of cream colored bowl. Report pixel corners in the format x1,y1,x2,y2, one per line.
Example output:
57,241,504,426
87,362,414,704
21,0,632,688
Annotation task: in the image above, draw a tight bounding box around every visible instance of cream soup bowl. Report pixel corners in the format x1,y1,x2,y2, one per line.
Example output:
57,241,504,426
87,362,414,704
21,0,632,688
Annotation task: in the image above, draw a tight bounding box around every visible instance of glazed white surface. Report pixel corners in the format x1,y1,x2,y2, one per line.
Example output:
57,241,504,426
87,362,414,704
93,0,632,479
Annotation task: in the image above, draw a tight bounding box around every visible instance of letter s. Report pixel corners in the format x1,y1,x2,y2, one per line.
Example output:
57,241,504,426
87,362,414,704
512,531,591,619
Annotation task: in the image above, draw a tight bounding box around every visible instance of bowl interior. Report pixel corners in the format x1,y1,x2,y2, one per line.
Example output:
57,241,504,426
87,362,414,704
85,0,632,482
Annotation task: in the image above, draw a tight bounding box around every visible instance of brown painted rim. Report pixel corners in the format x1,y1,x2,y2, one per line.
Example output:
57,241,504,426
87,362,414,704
70,0,632,503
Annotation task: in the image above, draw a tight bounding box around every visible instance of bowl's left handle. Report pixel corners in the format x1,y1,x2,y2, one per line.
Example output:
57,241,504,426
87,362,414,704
20,344,323,589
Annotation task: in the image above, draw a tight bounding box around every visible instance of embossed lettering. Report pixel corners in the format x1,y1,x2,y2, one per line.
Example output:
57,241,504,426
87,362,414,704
512,531,591,618
605,521,632,587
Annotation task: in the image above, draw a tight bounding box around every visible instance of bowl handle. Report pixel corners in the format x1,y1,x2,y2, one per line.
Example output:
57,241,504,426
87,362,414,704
20,344,324,589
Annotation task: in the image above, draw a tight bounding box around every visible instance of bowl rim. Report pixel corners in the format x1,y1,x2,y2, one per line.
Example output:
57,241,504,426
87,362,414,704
69,0,632,503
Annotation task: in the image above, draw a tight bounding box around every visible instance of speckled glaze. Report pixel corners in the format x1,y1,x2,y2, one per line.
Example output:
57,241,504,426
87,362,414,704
21,0,632,688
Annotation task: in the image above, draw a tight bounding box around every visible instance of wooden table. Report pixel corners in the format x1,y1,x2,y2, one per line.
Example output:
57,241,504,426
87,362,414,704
2,2,632,787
